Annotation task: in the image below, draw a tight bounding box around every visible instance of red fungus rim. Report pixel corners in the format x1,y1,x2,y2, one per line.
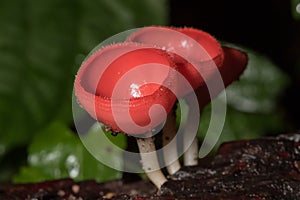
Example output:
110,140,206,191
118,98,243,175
128,26,224,65
127,26,225,95
174,27,224,67
77,42,177,101
74,42,178,133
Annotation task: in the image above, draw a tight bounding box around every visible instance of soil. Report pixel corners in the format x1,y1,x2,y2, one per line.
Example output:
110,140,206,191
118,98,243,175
1,132,300,200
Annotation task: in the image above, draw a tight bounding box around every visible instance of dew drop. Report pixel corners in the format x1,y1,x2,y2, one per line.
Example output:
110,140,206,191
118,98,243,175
111,131,119,136
66,155,80,178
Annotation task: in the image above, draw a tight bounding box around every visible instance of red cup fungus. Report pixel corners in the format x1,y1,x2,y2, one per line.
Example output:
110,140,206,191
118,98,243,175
74,26,248,189
75,43,177,134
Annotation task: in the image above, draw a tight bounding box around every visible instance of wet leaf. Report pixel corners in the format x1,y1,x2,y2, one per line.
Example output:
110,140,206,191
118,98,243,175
13,121,125,183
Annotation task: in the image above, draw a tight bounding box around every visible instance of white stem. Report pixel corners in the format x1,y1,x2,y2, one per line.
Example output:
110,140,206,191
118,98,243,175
162,111,181,175
183,107,199,166
136,136,167,189
183,137,199,166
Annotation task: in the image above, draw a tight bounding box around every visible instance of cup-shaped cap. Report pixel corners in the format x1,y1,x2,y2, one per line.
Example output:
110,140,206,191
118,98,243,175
74,42,177,134
127,26,224,96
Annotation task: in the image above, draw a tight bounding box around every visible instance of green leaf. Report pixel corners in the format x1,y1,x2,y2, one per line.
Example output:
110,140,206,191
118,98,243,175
80,123,127,173
13,121,125,183
224,46,289,114
0,0,77,157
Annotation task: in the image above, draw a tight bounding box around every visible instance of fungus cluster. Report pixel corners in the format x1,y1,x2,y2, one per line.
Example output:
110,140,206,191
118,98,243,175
74,26,248,189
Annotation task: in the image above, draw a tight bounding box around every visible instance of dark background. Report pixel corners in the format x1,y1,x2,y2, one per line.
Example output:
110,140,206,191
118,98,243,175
170,0,300,130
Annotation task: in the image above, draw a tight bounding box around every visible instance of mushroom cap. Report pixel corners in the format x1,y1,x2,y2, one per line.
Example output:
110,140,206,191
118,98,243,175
74,42,177,134
127,26,224,96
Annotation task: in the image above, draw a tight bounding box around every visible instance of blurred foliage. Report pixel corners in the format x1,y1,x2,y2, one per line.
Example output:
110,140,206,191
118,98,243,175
198,46,289,149
292,0,300,20
0,0,168,182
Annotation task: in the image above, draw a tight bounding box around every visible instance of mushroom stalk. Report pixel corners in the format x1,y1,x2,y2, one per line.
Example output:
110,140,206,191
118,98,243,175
162,109,181,175
136,136,167,189
183,137,199,166
183,106,199,166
